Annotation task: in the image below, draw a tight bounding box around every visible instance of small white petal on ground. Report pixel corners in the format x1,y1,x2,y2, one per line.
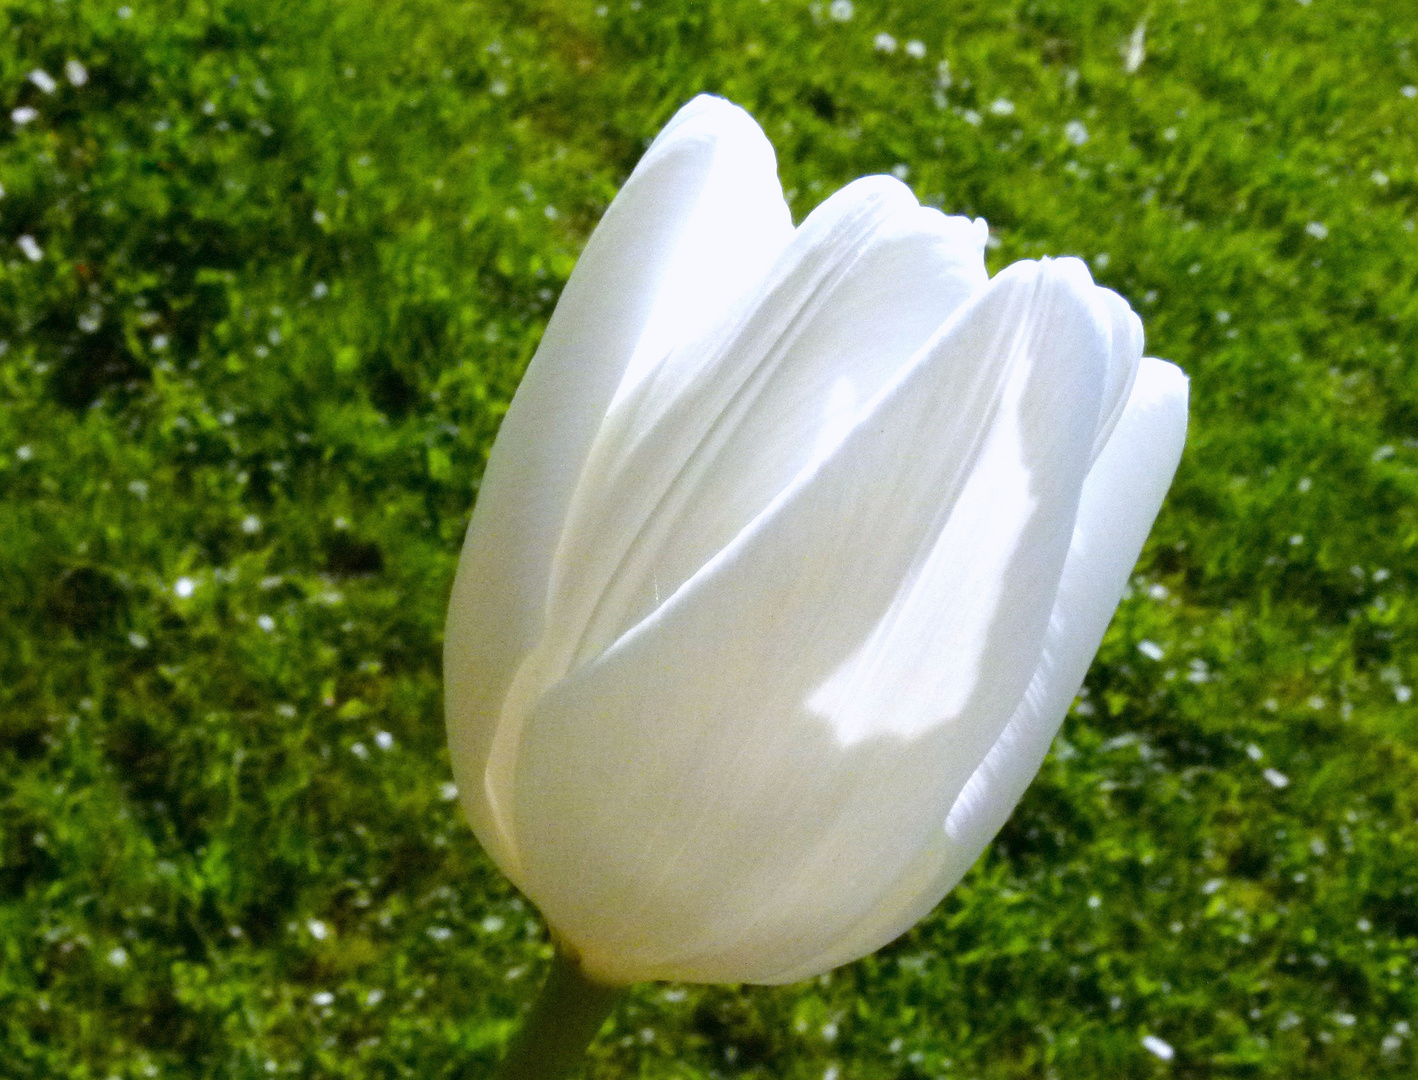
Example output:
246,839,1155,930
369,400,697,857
1124,22,1147,73
1142,1034,1174,1060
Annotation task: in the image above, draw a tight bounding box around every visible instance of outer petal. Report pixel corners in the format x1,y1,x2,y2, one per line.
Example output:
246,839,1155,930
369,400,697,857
511,258,1117,984
770,356,1189,982
944,357,1189,856
444,96,793,876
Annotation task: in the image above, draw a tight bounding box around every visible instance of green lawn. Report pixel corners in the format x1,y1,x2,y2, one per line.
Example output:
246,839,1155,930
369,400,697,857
3,0,1417,1076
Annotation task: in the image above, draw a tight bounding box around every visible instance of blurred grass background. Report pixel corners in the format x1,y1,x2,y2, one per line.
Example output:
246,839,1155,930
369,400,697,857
3,0,1418,1076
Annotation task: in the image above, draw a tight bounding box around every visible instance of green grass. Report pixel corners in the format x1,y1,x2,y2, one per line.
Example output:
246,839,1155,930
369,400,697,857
3,0,1418,1076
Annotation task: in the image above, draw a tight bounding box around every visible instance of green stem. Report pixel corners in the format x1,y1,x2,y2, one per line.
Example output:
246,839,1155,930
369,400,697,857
491,944,626,1080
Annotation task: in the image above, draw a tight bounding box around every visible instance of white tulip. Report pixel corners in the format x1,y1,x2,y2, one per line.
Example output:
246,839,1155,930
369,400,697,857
445,95,1188,987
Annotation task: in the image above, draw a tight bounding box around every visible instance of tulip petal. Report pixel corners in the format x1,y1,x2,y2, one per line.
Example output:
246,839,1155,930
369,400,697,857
445,95,792,874
512,257,1123,984
945,357,1189,857
537,176,988,685
772,356,1189,982
1089,287,1143,464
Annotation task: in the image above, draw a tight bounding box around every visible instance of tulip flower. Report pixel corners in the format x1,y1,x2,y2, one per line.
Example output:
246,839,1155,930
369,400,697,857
444,94,1187,1070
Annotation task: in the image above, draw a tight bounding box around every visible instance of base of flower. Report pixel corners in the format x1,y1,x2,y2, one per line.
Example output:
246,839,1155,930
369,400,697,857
491,942,626,1080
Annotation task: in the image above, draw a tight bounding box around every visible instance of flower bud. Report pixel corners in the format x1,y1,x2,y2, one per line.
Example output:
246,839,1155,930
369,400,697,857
445,96,1187,985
